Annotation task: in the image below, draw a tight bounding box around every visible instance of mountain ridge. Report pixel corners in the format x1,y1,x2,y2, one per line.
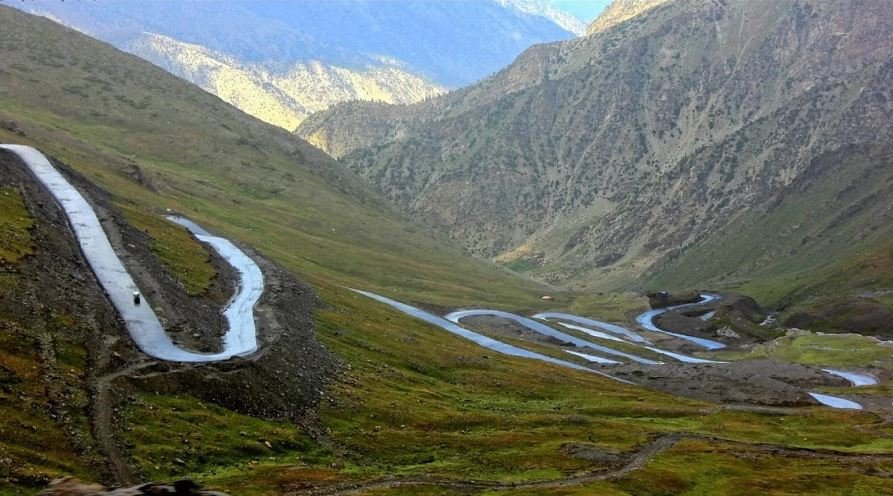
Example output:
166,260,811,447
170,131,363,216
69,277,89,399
125,32,445,131
14,0,579,131
297,0,893,301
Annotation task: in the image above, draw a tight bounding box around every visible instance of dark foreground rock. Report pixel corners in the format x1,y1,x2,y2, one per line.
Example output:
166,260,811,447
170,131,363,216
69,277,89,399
41,477,227,496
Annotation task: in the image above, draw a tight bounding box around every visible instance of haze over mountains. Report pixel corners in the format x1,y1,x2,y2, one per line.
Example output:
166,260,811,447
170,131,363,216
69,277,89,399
16,0,581,130
299,0,893,299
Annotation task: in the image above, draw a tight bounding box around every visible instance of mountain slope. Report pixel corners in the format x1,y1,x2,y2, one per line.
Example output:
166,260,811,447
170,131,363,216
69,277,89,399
586,0,670,34
298,0,893,300
125,33,444,131
0,4,548,307
4,7,893,495
15,0,578,130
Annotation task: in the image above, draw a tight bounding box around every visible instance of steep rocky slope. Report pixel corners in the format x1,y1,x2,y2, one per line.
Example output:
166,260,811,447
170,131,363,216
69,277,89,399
298,0,893,297
586,0,670,34
14,0,578,130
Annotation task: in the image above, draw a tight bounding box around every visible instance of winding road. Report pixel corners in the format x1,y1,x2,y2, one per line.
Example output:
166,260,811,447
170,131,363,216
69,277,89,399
635,293,726,349
349,290,631,383
356,290,871,410
445,309,661,365
4,144,870,411
3,145,262,362
533,312,650,343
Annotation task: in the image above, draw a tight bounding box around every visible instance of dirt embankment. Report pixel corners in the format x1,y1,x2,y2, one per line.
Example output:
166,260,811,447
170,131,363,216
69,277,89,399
612,359,848,407
1,150,338,485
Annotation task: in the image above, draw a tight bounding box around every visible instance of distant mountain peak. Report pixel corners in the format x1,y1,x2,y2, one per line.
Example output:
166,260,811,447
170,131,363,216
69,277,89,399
497,0,587,35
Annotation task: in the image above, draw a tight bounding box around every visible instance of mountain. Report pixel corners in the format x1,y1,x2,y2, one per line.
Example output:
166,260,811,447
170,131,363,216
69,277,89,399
14,0,579,130
498,0,588,35
586,0,670,34
0,4,547,307
123,33,444,131
3,6,893,496
297,0,893,301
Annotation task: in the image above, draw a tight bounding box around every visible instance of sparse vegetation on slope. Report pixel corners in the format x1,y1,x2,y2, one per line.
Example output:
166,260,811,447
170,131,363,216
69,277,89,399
0,5,547,306
0,187,34,264
301,0,893,310
120,204,216,296
126,33,445,131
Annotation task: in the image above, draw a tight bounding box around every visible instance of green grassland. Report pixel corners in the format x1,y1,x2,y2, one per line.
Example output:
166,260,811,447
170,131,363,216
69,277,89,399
1,6,892,495
611,438,893,496
119,204,216,295
714,333,893,369
111,286,893,493
0,188,34,264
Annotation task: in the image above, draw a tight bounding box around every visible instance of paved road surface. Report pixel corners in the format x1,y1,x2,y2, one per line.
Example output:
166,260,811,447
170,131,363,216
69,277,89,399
635,293,726,349
350,289,632,383
3,145,261,362
445,309,660,365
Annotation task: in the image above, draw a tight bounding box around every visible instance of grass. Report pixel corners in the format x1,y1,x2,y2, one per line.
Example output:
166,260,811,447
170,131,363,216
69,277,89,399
0,188,34,264
1,7,893,494
0,317,98,493
613,438,893,495
118,204,216,295
713,333,893,369
120,394,334,490
301,285,893,485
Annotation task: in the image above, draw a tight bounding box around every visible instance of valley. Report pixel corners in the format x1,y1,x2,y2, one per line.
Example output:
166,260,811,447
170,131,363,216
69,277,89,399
300,0,893,306
1,1,892,495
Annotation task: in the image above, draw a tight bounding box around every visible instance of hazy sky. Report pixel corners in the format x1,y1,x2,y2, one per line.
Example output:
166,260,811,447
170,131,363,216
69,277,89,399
550,0,611,22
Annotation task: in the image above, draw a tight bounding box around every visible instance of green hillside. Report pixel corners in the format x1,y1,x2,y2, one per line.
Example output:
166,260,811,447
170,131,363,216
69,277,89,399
1,5,893,496
0,5,549,309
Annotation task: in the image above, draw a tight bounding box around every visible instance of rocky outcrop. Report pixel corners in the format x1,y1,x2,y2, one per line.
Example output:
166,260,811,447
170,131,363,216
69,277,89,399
586,0,671,35
41,478,227,496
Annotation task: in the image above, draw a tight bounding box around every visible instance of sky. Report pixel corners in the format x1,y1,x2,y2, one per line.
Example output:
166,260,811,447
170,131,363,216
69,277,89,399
549,0,611,22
